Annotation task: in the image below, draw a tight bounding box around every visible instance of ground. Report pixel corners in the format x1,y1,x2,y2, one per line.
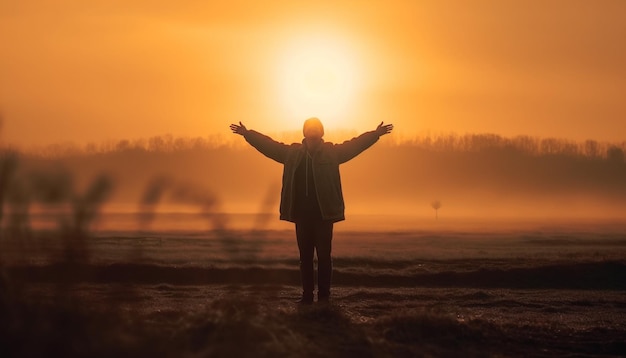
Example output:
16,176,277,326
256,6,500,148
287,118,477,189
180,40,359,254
1,221,625,357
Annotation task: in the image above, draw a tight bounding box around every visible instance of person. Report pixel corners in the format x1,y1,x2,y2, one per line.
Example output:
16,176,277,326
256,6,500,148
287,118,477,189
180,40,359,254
230,118,393,304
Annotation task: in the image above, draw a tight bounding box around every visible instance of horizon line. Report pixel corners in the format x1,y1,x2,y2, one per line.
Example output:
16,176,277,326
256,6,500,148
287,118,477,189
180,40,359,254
3,129,626,153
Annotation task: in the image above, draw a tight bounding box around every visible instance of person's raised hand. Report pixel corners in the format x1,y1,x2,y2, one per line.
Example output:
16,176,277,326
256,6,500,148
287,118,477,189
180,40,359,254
375,122,393,136
230,121,248,136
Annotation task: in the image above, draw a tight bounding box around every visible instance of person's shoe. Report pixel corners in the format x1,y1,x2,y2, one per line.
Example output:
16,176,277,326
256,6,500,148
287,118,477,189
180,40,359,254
317,296,330,304
296,296,314,305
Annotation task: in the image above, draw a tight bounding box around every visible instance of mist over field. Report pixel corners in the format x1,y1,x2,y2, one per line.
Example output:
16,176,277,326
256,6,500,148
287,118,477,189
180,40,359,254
4,132,625,229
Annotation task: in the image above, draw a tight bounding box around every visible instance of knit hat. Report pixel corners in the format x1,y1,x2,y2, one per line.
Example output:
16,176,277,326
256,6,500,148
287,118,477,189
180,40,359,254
303,117,324,138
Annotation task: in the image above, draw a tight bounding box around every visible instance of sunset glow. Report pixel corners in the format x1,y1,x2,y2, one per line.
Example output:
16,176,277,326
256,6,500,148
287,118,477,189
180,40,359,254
275,33,362,129
0,1,625,145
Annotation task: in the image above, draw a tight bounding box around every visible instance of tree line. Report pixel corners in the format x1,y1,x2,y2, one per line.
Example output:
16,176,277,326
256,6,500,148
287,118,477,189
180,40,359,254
6,132,626,162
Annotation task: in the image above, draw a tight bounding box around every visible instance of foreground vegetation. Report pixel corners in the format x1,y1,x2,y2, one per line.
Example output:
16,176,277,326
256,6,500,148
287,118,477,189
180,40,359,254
3,276,624,357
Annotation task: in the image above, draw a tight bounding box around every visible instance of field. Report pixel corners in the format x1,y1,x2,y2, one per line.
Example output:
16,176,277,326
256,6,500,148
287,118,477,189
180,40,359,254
1,215,625,357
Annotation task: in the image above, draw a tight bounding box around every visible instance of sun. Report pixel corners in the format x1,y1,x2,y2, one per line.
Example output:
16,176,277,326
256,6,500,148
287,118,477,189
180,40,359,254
275,35,362,130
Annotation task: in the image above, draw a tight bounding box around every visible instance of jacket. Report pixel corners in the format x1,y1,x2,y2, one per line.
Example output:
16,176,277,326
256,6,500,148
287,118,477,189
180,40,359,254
243,130,381,222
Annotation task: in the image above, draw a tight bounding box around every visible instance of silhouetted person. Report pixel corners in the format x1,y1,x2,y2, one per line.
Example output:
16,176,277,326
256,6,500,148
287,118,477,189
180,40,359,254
230,118,393,304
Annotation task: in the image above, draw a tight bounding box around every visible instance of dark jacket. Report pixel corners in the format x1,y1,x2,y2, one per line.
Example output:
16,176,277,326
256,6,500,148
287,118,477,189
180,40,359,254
244,130,381,222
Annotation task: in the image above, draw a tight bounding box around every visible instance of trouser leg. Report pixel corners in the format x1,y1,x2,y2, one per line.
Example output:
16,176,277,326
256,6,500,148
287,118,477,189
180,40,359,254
295,221,315,300
315,220,333,300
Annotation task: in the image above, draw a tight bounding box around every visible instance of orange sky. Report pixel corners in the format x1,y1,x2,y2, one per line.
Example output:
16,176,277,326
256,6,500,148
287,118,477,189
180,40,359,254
1,0,625,147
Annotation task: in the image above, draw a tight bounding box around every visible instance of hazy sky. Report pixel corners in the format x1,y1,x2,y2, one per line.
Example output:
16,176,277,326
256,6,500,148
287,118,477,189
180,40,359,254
1,0,625,147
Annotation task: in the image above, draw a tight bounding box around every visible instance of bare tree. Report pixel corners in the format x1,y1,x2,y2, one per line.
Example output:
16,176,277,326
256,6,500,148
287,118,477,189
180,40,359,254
431,200,441,219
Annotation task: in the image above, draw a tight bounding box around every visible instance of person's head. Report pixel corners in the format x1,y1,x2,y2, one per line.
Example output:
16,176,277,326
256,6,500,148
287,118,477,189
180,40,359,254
303,117,324,140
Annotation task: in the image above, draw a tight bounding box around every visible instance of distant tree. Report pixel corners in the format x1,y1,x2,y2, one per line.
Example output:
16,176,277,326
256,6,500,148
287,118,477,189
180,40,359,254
584,140,600,158
607,146,624,163
84,142,98,154
193,137,209,150
540,138,560,155
513,135,539,155
148,136,166,152
174,137,188,151
431,200,442,220
116,139,131,152
561,140,579,156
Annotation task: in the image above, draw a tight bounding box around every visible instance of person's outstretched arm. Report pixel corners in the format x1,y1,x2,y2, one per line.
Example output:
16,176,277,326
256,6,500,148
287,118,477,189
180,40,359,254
335,122,393,163
230,122,289,164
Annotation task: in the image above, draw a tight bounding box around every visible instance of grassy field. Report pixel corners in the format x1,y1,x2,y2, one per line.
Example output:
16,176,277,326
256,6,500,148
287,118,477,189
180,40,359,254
2,218,625,357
